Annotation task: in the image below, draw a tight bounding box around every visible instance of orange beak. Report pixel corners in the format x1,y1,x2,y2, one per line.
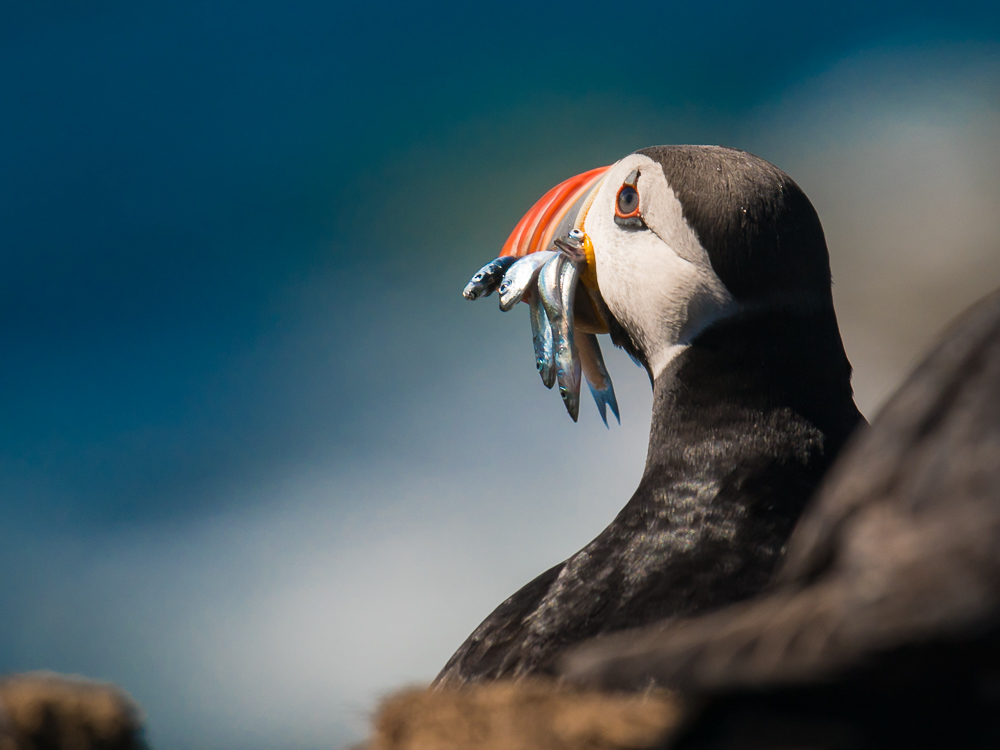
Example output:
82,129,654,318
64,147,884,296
499,166,610,261
499,165,612,333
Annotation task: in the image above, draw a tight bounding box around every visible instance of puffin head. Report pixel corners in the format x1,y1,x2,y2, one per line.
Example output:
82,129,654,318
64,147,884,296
502,146,835,381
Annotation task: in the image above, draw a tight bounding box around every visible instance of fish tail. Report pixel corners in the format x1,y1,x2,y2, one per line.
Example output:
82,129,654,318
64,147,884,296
579,333,620,426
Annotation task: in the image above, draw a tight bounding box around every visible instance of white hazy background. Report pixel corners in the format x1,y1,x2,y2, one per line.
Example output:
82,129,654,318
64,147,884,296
3,41,1000,750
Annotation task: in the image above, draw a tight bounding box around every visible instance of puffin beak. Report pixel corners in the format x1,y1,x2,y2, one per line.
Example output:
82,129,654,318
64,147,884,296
500,165,611,333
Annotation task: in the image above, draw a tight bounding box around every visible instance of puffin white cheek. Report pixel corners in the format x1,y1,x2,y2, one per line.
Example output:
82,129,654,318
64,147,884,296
596,233,690,344
594,230,737,377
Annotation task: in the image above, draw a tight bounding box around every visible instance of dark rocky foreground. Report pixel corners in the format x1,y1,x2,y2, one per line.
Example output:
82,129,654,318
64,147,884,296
361,680,682,750
0,673,146,750
0,672,682,750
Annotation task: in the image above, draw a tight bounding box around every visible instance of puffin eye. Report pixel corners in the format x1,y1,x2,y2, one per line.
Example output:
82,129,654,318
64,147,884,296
614,179,646,229
616,186,639,217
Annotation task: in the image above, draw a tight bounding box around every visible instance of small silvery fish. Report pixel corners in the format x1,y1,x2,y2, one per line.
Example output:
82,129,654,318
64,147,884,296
463,232,618,424
529,294,556,389
558,255,583,421
539,253,582,421
577,332,620,428
498,251,558,312
462,256,518,301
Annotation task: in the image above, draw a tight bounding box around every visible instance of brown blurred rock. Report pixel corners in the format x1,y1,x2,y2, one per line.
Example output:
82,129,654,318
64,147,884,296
0,673,146,750
364,679,682,750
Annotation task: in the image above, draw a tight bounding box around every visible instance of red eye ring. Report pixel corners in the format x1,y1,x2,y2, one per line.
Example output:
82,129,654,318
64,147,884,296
615,184,641,219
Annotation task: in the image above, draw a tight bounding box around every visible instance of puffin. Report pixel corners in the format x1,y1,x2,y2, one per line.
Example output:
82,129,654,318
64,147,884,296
435,146,865,687
561,287,1000,749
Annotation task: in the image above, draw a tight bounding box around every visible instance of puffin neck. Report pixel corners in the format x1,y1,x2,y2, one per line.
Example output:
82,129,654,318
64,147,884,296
643,305,863,479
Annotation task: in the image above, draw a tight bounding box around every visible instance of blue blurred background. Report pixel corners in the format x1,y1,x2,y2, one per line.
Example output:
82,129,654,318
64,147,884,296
2,2,999,747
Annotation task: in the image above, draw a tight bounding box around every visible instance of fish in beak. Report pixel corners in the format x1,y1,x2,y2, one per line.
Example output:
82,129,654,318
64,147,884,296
463,165,620,425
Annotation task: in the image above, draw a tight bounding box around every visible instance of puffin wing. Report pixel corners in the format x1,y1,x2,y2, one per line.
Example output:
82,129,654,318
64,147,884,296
560,287,1000,693
433,563,565,687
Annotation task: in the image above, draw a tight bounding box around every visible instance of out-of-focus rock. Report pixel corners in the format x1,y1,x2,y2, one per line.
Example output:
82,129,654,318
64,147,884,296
0,672,146,750
363,679,681,750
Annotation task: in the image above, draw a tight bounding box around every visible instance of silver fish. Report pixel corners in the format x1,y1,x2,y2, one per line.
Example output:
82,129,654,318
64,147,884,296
538,252,582,421
528,294,556,389
558,256,583,422
462,256,518,300
577,332,620,427
498,251,558,312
